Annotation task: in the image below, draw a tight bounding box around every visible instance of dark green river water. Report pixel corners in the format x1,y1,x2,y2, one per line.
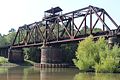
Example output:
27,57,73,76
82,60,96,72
0,67,120,80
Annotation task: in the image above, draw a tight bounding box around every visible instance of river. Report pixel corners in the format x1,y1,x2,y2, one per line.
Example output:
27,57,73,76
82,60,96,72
0,67,120,80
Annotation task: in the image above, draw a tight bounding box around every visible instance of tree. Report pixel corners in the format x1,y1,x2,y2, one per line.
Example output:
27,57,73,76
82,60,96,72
73,36,120,73
95,45,120,73
0,35,8,47
73,36,97,71
5,28,16,44
80,27,102,34
9,28,16,33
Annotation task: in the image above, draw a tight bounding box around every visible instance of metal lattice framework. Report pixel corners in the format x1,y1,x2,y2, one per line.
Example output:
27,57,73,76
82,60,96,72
11,5,120,48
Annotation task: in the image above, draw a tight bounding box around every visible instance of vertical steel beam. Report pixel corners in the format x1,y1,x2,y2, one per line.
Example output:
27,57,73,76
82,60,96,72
45,21,48,43
69,19,72,36
84,17,86,34
90,9,92,34
57,19,59,41
72,13,74,37
25,26,29,45
103,11,105,31
18,30,20,45
34,26,37,43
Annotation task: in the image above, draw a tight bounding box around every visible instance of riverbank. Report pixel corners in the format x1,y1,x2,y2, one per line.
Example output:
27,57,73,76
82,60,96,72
0,56,35,67
0,57,76,68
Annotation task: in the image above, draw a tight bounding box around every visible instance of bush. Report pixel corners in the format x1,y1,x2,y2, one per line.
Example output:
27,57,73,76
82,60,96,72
73,36,120,73
0,57,8,64
95,45,120,73
73,36,97,71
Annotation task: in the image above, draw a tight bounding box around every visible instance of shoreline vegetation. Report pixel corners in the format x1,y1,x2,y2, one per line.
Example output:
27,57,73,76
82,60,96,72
73,36,120,73
0,57,35,67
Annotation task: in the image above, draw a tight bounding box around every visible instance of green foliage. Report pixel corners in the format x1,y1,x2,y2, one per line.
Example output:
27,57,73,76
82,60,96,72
5,32,16,44
0,35,8,47
23,48,30,60
0,28,16,47
73,36,97,71
74,36,120,73
9,28,16,33
24,47,40,63
95,45,120,73
0,57,8,64
80,27,102,34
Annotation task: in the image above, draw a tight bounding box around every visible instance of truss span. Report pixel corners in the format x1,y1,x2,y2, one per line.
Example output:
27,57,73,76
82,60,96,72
11,5,120,48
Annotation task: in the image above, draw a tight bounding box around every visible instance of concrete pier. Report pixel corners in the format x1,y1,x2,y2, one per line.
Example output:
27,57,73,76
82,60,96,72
108,36,119,48
41,45,62,64
35,45,69,68
8,49,24,63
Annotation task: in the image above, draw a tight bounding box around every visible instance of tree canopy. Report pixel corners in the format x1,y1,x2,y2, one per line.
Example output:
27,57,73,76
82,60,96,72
73,36,120,73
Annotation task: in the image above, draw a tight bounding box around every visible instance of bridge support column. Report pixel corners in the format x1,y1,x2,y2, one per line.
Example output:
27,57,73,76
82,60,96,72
108,36,119,48
41,45,62,64
9,49,24,63
35,45,69,68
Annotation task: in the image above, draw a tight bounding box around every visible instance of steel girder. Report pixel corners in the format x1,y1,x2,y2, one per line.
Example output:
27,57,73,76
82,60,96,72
11,5,119,48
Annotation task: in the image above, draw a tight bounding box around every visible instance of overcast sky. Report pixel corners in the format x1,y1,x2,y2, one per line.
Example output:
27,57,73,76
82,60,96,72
0,0,120,34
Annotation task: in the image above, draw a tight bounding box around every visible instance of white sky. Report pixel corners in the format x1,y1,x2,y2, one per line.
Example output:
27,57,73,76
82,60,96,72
0,0,120,34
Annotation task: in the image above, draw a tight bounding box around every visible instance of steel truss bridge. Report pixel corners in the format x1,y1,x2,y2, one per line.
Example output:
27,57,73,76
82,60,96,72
9,5,120,49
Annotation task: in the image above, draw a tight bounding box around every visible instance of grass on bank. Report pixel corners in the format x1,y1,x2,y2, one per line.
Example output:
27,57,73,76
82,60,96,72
0,56,36,67
0,57,8,65
21,59,36,66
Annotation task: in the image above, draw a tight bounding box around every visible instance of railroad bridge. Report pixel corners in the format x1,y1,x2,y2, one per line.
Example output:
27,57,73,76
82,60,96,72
0,5,120,67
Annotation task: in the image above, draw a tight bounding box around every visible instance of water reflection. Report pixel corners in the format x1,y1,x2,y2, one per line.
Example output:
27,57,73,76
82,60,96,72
0,67,40,80
0,67,120,80
0,67,78,80
95,73,120,80
40,68,78,80
74,72,120,80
